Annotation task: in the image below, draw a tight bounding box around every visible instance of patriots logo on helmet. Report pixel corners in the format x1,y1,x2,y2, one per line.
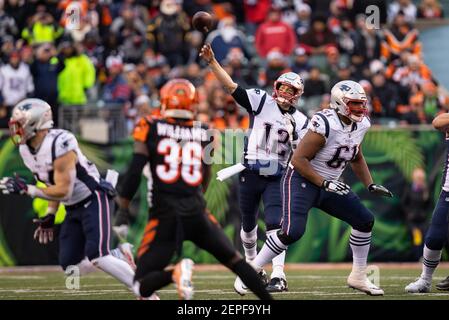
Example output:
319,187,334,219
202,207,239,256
19,104,32,111
339,84,351,92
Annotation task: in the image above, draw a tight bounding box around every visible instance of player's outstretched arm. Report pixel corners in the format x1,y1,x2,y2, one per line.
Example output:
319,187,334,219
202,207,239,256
199,43,238,94
350,146,373,188
432,113,449,132
351,147,393,197
117,141,149,210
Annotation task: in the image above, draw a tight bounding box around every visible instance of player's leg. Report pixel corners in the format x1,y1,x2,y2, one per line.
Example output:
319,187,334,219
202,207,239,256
262,176,287,291
184,212,272,300
58,211,87,273
82,191,136,291
133,216,180,298
252,168,318,275
406,191,449,293
318,191,383,295
238,171,264,262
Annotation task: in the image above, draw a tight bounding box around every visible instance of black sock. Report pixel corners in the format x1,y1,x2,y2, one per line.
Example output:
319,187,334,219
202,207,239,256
230,259,273,300
138,270,173,297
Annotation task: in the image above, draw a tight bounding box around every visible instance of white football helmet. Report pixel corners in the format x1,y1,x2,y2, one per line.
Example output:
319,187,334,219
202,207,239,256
330,80,368,122
273,72,304,106
9,98,54,145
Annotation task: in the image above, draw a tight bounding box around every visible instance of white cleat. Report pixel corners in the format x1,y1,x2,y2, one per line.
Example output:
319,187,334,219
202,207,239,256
234,276,248,296
405,277,431,293
234,269,268,296
119,242,137,270
172,259,194,300
347,271,384,296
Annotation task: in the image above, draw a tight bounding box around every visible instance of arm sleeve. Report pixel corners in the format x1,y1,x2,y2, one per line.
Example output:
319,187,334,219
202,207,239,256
232,86,267,115
118,153,147,200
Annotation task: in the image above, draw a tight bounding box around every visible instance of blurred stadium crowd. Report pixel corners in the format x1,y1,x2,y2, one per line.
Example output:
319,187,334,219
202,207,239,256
0,0,448,131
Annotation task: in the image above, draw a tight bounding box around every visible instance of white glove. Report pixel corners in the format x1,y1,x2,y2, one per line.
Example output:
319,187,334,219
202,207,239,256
322,179,350,195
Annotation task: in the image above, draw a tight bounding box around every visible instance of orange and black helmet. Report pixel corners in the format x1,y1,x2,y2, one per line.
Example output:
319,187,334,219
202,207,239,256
160,78,198,119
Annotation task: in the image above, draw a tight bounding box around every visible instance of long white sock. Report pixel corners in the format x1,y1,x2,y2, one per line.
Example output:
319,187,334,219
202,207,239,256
241,226,258,262
92,254,135,289
421,245,442,282
349,229,371,272
76,257,97,276
268,229,286,279
253,232,287,272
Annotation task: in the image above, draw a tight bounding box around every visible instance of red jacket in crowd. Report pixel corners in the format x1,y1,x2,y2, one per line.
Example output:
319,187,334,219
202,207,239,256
255,21,297,58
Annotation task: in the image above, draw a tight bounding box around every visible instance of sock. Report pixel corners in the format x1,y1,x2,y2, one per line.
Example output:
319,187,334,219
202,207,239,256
138,270,173,297
76,257,97,276
421,245,442,282
241,226,257,261
349,229,371,272
253,232,287,272
267,229,286,279
230,259,272,300
271,251,286,280
92,254,135,289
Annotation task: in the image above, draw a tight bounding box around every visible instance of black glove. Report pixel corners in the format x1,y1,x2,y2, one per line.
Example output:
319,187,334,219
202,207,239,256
0,175,28,195
322,179,350,195
33,214,55,244
368,183,393,197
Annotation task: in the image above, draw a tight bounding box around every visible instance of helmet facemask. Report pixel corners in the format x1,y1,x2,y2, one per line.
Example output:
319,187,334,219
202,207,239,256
8,119,28,145
273,81,303,108
343,98,368,122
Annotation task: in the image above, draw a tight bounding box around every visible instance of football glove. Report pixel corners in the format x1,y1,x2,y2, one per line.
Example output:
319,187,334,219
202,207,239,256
0,175,28,195
322,179,350,195
33,214,55,244
368,183,393,197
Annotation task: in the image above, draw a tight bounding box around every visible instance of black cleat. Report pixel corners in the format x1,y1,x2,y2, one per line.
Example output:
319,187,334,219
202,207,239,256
266,277,288,292
436,276,449,291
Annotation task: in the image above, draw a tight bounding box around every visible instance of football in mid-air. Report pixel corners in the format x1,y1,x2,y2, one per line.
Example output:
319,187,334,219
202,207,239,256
192,11,213,32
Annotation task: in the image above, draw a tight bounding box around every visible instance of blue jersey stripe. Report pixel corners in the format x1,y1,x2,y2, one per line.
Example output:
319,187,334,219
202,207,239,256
316,113,330,138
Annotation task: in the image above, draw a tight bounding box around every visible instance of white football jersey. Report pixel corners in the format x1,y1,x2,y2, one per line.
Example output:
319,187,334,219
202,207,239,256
0,63,34,106
19,129,101,206
238,88,308,170
307,108,371,180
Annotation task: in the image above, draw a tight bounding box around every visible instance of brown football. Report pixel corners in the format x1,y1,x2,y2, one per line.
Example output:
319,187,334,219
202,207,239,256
192,11,213,32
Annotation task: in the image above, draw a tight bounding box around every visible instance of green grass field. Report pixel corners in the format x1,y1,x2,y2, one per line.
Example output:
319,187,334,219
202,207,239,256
1,263,449,300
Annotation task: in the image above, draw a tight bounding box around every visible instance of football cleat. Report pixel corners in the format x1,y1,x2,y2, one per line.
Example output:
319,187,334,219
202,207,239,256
234,270,268,296
266,277,288,292
436,276,449,291
234,276,248,296
405,277,431,293
132,281,161,300
347,271,384,296
118,242,137,270
172,258,194,300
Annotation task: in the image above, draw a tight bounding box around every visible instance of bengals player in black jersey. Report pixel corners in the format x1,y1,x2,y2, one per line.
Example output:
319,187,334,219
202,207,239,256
117,78,272,300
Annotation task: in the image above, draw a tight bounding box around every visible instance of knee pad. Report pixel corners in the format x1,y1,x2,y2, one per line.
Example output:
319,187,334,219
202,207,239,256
353,220,374,233
277,229,301,245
